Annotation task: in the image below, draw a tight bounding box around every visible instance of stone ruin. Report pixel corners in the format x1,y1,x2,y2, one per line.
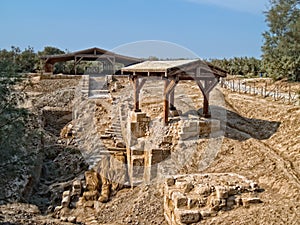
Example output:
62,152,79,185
164,173,262,225
52,74,263,224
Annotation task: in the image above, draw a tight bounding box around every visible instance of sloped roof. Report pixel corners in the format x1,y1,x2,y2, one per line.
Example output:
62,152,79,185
122,59,227,78
40,47,142,65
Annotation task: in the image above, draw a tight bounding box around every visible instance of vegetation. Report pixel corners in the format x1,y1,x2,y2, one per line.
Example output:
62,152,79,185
262,0,300,81
0,48,33,164
209,57,263,77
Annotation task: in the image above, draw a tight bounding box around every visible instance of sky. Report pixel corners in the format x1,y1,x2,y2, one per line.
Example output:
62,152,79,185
0,0,270,59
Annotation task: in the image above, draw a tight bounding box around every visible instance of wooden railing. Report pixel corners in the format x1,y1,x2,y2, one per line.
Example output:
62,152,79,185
220,78,300,105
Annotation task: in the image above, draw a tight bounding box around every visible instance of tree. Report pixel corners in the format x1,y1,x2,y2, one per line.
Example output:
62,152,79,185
38,46,65,73
38,46,65,56
209,57,262,77
19,46,38,73
262,0,300,81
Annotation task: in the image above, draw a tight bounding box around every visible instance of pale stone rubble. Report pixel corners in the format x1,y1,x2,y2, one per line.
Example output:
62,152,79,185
164,173,262,225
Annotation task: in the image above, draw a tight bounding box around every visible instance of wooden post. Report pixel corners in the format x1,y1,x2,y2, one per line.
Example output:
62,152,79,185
169,89,176,110
203,80,210,118
134,78,141,112
164,79,170,125
74,57,77,75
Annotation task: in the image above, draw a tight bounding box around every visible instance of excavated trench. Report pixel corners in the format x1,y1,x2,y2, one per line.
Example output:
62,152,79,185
29,108,89,213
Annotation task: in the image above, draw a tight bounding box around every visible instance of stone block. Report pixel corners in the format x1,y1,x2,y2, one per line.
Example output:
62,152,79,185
162,135,173,144
176,209,201,224
215,186,229,199
83,200,94,208
226,196,236,208
170,110,180,117
85,170,100,191
172,192,188,209
196,185,211,197
152,149,171,164
166,177,175,187
183,183,194,193
83,190,100,201
179,131,198,140
200,210,211,218
71,180,82,196
242,197,262,207
188,196,207,209
61,191,70,208
131,112,147,122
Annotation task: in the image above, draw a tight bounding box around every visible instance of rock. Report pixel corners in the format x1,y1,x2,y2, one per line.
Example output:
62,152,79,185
242,197,262,207
84,200,94,208
178,210,201,224
61,191,71,208
71,179,82,196
166,177,175,186
83,190,100,201
68,216,77,223
85,170,101,191
184,183,194,193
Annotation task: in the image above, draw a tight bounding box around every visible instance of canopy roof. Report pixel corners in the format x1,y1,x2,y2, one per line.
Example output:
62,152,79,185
40,47,142,65
122,59,227,78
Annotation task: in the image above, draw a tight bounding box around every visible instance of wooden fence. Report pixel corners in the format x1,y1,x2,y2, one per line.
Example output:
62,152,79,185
220,79,300,105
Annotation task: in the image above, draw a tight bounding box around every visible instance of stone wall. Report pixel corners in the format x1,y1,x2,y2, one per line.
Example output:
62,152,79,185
164,173,262,225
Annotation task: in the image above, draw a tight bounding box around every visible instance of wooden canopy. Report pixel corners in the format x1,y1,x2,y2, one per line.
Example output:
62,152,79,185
121,59,227,124
40,47,142,74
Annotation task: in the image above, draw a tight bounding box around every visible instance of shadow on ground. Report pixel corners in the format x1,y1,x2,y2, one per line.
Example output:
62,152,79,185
190,105,281,141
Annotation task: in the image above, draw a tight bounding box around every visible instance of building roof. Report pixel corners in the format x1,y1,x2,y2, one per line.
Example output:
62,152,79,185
122,59,227,78
40,47,142,65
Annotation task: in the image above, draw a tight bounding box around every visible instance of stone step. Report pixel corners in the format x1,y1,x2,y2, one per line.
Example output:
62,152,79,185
90,90,110,95
107,147,126,152
105,131,122,136
100,134,112,139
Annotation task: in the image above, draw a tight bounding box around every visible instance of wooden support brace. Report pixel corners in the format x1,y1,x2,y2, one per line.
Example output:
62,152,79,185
196,79,215,118
204,78,219,96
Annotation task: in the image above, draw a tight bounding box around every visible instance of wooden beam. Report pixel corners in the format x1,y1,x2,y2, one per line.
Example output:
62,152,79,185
203,80,211,118
132,77,146,112
204,78,219,96
196,80,211,118
164,79,178,95
164,79,170,125
170,89,176,110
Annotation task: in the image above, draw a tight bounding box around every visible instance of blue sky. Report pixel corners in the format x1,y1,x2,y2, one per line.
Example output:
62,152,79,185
0,0,269,59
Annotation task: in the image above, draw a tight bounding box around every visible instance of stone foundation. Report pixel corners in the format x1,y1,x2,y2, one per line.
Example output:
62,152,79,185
178,118,220,140
130,111,151,139
164,173,262,225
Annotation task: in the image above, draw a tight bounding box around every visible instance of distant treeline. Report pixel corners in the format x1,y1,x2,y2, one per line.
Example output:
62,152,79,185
208,57,263,77
0,46,93,75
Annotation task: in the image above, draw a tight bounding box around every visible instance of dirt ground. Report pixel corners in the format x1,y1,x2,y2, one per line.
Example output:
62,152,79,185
1,76,299,225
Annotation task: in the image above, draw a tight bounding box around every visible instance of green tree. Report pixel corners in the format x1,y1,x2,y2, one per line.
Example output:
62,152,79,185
19,46,38,73
262,0,300,81
38,46,65,73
